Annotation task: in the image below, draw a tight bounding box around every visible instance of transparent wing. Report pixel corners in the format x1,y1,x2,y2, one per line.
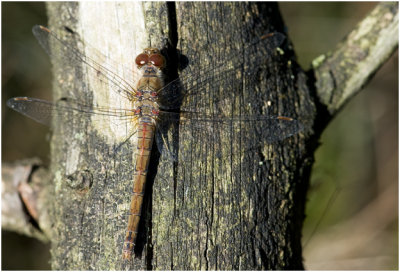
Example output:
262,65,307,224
32,25,137,102
158,32,285,110
155,110,303,162
7,97,135,127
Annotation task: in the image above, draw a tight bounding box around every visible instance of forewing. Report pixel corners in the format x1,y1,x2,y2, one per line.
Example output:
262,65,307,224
158,32,286,110
32,25,137,102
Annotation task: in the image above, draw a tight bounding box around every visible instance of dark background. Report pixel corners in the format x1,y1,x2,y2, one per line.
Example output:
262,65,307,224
2,2,398,270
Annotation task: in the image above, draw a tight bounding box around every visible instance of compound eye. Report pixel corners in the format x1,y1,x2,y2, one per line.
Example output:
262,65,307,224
149,54,164,68
135,53,149,66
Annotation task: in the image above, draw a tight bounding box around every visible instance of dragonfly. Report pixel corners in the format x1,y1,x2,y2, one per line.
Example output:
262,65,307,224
7,25,303,260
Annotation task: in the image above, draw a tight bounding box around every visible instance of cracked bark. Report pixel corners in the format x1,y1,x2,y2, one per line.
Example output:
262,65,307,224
2,2,397,270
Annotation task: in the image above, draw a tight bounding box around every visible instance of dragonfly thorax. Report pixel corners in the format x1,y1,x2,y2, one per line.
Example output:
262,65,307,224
132,92,160,119
135,89,158,101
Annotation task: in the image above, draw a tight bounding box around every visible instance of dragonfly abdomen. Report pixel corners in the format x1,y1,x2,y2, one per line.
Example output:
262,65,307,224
122,119,156,259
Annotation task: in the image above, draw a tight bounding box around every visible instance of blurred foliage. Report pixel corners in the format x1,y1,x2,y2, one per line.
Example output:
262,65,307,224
2,2,398,270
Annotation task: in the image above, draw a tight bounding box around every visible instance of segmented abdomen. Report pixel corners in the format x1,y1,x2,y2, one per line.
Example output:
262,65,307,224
122,118,155,259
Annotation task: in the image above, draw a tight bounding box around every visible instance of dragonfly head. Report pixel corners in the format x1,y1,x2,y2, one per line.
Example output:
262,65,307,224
135,48,165,69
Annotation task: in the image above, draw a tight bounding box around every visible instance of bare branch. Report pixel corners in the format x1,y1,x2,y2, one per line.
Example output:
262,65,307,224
313,2,398,115
2,159,51,242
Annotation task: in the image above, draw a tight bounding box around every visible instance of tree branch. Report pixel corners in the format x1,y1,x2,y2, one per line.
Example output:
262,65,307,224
2,159,51,242
313,2,398,115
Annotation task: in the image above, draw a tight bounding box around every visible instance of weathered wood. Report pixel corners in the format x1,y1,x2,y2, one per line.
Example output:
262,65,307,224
151,3,311,270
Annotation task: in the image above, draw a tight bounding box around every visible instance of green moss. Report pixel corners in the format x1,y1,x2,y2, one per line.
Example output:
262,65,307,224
312,54,326,68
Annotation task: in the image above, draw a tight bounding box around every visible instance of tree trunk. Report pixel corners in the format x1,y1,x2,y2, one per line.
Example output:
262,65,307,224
3,2,397,270
43,2,310,270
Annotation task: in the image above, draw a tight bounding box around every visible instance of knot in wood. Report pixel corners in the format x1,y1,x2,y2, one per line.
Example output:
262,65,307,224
66,169,93,193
